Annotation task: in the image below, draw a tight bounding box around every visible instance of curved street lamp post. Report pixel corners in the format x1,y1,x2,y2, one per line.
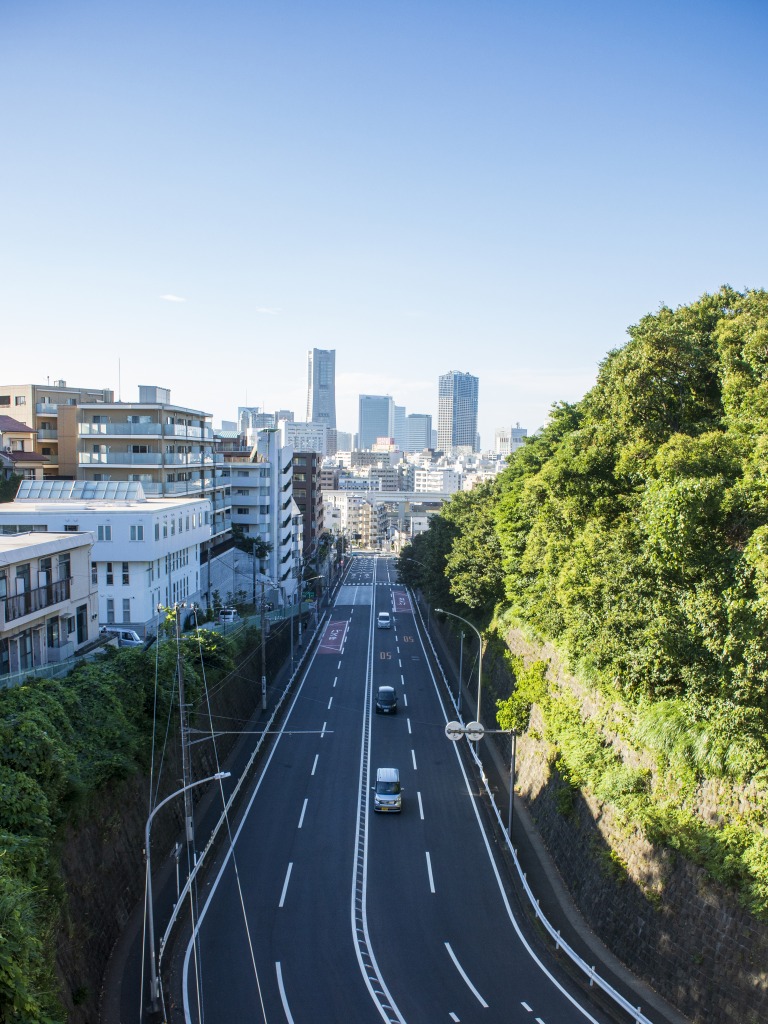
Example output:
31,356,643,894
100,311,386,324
145,772,231,1014
435,608,482,729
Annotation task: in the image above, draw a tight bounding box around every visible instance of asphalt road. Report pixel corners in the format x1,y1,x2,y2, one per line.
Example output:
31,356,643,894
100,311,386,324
179,554,613,1024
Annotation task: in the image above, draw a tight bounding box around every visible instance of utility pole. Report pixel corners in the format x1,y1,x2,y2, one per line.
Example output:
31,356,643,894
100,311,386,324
175,604,194,845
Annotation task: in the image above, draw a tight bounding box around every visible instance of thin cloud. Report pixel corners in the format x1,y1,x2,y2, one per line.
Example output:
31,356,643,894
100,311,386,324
160,294,186,303
254,306,280,315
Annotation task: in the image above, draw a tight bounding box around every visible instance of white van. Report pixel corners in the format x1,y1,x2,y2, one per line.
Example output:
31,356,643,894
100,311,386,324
101,628,143,648
373,767,402,813
377,611,391,629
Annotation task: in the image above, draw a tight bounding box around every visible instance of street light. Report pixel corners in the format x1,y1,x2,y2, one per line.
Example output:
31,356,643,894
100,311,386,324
145,772,231,1015
435,609,483,729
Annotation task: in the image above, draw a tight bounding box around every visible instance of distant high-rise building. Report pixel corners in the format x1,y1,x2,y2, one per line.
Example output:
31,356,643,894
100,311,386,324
406,413,432,452
437,371,479,452
307,349,336,429
393,405,407,450
358,395,394,450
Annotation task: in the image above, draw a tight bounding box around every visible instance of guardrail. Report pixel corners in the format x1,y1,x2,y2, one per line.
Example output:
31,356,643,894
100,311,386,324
411,592,654,1024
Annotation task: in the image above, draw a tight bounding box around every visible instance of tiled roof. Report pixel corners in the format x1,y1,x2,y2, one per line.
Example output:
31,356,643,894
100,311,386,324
0,415,34,433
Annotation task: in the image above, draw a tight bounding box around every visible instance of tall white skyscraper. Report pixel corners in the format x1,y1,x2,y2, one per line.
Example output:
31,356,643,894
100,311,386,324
306,349,336,429
358,395,394,450
393,405,407,450
437,371,479,452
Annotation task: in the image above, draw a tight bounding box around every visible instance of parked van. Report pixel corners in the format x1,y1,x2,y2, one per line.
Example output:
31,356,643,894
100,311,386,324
373,767,402,813
375,685,398,714
377,611,391,629
101,628,143,648
218,608,239,624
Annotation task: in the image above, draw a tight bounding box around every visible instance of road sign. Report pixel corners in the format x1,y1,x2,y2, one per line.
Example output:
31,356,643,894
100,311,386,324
445,721,464,742
465,721,485,742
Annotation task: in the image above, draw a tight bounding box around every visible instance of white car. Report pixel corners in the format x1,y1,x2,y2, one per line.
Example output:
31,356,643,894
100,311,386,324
377,611,392,629
218,608,239,624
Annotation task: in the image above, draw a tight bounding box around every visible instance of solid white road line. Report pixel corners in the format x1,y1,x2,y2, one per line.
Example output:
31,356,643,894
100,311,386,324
417,791,424,820
411,749,417,770
426,852,435,893
298,799,308,829
275,962,295,1024
311,754,319,776
445,943,488,1008
279,863,293,908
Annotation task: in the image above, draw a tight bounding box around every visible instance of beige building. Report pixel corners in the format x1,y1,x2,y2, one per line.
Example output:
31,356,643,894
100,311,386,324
0,381,114,476
0,531,99,679
56,385,230,544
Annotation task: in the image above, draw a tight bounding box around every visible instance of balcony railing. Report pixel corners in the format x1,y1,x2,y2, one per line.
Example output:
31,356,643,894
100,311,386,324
35,403,58,414
79,423,213,439
78,452,213,466
4,578,71,623
37,428,58,440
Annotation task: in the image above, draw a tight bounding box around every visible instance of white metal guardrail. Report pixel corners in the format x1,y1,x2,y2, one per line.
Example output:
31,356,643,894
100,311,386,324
412,593,654,1024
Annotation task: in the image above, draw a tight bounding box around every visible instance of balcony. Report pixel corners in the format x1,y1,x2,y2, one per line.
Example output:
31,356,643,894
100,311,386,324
37,428,58,440
4,578,71,623
78,452,213,467
36,403,58,414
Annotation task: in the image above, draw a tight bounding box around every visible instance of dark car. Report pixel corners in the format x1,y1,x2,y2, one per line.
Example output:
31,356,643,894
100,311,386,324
375,685,398,714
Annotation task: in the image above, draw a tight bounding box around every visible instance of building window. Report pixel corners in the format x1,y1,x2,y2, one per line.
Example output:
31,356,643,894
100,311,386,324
170,520,175,536
130,524,144,541
163,523,168,538
106,598,115,624
122,563,130,585
67,616,76,634
57,554,70,581
97,525,112,541
91,563,98,586
155,523,160,540
106,562,114,585
185,515,190,531
0,395,9,406
236,507,249,515
14,395,26,405
122,598,131,623
64,524,79,532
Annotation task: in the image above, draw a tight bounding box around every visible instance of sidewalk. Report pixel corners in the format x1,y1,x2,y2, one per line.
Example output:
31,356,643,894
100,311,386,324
421,600,691,1024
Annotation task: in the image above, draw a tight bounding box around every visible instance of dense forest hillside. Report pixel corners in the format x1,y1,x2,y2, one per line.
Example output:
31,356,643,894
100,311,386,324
401,286,768,918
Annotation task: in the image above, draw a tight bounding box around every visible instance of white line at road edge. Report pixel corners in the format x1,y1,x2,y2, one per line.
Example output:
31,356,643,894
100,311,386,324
426,852,435,893
412,595,602,1024
275,962,295,1024
181,623,331,1022
279,862,293,907
445,943,488,1007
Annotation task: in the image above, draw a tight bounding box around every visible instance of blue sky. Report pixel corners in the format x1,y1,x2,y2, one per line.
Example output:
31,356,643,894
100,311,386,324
2,0,766,445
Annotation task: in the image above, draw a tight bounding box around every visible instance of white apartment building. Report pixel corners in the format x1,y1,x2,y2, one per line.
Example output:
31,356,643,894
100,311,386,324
277,419,327,456
1,531,99,678
0,480,211,634
413,467,462,493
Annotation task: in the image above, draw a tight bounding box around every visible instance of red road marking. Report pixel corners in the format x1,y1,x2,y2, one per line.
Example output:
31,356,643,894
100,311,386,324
319,619,349,653
392,589,412,613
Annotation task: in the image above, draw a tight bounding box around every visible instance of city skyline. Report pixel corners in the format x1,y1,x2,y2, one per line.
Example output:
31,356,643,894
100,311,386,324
1,1,766,447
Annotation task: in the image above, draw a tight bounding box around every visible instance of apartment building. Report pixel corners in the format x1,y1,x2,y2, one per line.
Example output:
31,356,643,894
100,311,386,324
0,381,114,476
292,451,323,562
56,385,231,545
0,480,211,633
1,531,99,678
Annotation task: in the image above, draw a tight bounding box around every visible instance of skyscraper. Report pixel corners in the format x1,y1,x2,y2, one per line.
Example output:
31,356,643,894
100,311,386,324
437,371,479,452
306,349,336,429
406,413,432,452
358,395,394,450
